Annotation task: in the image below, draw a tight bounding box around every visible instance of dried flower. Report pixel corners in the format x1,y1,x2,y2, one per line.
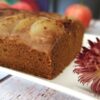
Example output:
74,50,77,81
74,38,100,94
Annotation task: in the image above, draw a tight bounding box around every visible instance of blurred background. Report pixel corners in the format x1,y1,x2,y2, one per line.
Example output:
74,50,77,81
0,0,100,33
0,0,100,19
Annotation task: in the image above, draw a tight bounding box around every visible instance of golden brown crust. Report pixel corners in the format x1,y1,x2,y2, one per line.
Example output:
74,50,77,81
0,9,84,79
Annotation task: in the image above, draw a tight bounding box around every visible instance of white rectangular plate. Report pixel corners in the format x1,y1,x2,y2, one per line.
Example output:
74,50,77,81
0,71,9,80
0,34,100,100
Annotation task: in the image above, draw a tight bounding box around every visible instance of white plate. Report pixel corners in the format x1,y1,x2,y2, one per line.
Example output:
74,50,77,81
0,34,100,100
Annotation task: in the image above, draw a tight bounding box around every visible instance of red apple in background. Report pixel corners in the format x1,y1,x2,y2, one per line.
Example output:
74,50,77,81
0,2,10,9
11,2,33,12
11,1,39,12
21,0,40,11
65,4,92,28
21,0,36,4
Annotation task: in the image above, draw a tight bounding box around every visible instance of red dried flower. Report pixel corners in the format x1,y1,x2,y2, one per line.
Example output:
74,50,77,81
74,38,100,94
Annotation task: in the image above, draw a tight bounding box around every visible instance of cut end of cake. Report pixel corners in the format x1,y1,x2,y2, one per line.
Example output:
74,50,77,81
0,8,84,79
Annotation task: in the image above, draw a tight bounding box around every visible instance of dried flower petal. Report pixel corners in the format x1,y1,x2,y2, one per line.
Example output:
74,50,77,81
74,38,100,94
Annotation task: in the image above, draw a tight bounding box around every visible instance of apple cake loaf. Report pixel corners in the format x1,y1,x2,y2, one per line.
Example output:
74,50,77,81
0,9,84,79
